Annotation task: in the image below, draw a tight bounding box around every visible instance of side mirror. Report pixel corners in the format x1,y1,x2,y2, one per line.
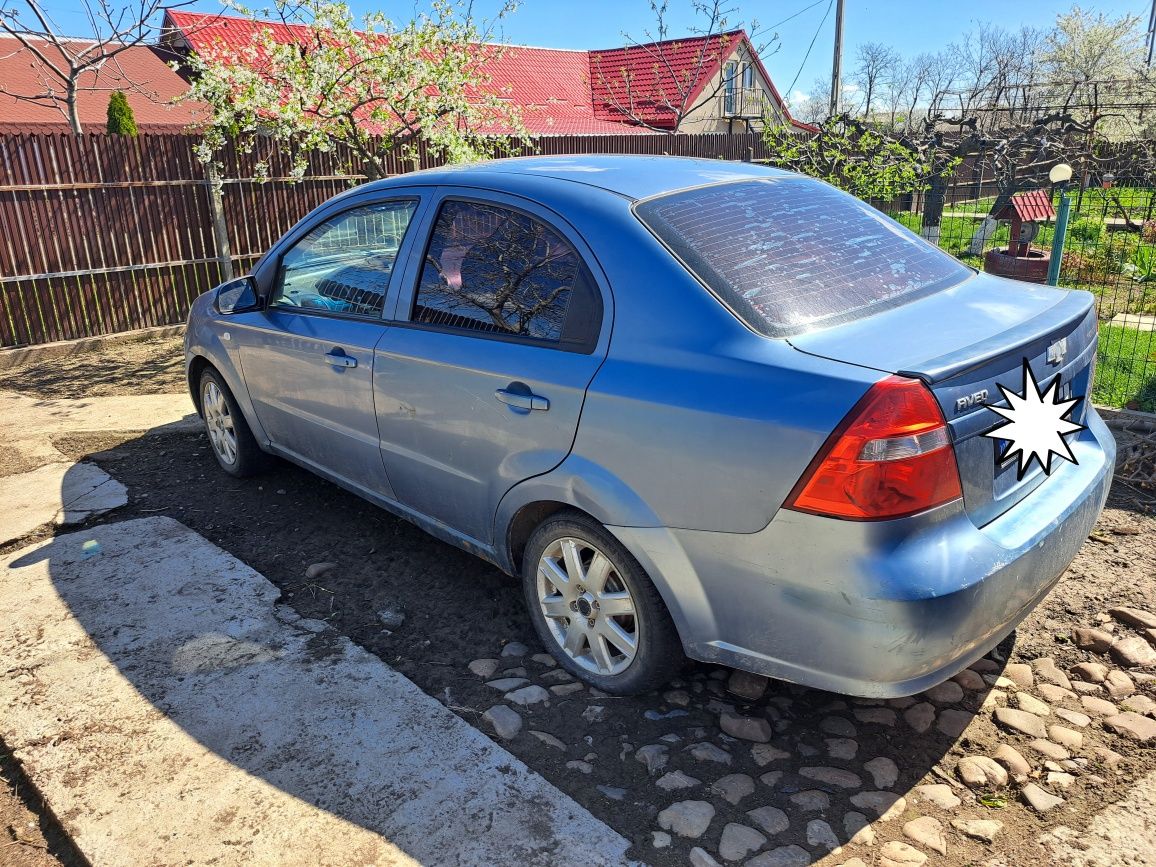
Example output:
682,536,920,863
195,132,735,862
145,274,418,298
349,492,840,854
214,276,261,314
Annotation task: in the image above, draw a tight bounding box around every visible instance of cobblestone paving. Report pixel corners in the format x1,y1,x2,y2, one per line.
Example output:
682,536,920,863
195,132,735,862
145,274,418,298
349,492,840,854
468,603,1156,866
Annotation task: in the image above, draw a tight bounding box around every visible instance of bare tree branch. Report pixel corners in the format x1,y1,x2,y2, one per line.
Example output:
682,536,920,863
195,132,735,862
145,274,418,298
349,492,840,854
589,0,780,134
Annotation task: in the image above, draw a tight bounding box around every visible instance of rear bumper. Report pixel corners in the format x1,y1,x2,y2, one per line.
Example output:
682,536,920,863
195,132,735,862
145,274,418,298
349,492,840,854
610,409,1116,697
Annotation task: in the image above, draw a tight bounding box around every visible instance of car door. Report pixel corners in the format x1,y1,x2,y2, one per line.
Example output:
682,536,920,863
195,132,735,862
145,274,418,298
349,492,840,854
231,195,426,496
373,191,611,545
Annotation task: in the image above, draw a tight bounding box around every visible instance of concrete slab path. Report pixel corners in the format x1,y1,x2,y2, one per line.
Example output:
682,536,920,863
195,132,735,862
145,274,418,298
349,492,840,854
0,517,632,866
0,460,127,544
1039,770,1156,865
1110,312,1156,332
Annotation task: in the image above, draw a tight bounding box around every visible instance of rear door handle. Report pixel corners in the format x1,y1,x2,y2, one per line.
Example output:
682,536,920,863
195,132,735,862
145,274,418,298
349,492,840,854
495,388,549,411
324,349,357,369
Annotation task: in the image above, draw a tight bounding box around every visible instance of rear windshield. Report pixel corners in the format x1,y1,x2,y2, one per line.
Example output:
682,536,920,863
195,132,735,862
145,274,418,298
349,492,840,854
634,178,972,336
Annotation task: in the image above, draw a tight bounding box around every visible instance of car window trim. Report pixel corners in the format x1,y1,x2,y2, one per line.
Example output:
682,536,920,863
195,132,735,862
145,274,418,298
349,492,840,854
259,192,430,325
394,190,604,355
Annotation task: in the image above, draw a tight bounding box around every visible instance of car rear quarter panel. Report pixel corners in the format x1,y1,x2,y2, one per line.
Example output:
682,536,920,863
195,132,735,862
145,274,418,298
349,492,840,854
555,200,882,534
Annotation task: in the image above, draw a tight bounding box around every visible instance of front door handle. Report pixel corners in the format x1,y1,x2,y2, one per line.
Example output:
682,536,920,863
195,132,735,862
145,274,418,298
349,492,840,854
324,348,357,369
495,388,549,412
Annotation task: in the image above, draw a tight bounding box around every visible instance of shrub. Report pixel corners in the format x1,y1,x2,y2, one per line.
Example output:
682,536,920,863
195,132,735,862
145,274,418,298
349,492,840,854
1125,244,1156,283
106,91,138,136
1069,217,1104,245
1142,220,1156,244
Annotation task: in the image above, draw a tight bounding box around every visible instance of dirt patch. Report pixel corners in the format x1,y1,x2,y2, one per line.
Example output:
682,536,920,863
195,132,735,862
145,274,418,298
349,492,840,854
0,740,84,867
0,336,185,399
0,445,51,479
39,426,1155,867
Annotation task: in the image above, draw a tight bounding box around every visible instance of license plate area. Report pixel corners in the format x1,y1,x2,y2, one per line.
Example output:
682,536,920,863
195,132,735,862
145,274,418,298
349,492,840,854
949,332,1096,528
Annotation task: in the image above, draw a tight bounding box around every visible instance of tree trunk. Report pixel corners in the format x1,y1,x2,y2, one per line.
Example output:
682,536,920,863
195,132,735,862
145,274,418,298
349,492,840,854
67,82,82,135
967,182,1017,255
205,162,234,283
362,160,383,182
920,171,948,245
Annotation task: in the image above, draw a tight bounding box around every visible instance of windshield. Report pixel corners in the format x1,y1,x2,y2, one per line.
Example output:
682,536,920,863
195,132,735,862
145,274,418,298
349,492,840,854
634,177,972,336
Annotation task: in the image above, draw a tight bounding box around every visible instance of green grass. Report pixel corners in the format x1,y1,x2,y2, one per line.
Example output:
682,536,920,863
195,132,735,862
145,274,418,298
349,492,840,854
946,186,1154,221
1094,324,1156,412
890,209,1156,409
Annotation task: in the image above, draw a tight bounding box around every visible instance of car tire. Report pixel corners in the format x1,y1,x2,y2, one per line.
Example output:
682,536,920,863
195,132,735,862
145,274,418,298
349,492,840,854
522,510,684,695
199,367,268,478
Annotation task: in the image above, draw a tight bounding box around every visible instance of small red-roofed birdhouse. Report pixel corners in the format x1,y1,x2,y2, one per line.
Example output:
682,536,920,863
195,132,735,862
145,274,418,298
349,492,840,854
984,190,1056,283
995,190,1055,257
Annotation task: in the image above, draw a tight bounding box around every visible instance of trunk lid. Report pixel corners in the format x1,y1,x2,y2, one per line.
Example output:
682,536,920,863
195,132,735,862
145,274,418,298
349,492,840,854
788,272,1097,526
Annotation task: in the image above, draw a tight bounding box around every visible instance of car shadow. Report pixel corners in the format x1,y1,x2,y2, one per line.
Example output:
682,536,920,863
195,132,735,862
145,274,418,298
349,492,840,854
6,427,1068,866
1,445,633,867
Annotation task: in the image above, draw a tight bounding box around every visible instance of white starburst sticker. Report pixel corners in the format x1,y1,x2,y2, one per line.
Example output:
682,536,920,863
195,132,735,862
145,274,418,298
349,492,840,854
983,359,1085,480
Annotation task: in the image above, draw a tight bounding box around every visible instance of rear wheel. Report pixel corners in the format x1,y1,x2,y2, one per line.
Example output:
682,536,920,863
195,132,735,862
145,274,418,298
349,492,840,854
199,368,268,478
522,511,683,694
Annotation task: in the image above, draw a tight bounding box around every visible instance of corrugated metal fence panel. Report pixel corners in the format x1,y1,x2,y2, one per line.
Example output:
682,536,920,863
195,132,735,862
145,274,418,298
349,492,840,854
0,133,361,346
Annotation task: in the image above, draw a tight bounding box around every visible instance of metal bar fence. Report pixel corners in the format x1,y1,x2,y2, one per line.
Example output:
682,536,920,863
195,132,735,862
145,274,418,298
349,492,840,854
842,163,1156,413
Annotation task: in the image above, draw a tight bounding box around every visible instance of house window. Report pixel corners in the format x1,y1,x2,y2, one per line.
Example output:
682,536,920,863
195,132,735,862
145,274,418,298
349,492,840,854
723,61,737,115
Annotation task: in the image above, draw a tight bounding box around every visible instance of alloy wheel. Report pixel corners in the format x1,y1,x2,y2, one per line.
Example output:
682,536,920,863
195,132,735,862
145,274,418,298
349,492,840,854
202,380,238,466
536,537,639,676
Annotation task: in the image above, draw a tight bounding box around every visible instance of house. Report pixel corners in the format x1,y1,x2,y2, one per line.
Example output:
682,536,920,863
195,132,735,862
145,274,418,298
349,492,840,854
588,32,811,133
0,34,206,133
161,11,814,136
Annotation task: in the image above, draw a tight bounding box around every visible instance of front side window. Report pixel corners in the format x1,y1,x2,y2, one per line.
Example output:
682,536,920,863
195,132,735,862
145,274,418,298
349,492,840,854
635,178,972,336
413,200,591,344
272,200,417,317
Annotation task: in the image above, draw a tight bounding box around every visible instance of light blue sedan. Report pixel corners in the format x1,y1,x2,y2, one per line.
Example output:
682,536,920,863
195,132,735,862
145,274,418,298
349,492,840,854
186,156,1115,696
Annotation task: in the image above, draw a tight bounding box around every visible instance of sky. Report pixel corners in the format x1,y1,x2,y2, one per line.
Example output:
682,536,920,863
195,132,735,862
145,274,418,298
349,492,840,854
28,0,1156,107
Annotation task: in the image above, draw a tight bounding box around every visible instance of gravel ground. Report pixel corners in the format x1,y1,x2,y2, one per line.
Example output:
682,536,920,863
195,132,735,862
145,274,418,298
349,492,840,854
18,424,1149,867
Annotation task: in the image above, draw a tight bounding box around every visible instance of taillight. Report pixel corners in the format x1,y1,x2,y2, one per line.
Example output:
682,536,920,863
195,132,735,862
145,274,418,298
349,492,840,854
785,375,963,521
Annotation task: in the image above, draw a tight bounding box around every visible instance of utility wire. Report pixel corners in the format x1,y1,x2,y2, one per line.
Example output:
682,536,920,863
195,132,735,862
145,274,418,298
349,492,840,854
765,0,829,33
785,0,834,98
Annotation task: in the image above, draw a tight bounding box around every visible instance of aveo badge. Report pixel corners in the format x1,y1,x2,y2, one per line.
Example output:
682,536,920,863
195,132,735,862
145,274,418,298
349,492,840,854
983,357,1085,480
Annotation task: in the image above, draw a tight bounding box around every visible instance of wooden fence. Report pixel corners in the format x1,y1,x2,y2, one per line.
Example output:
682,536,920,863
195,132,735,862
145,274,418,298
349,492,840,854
0,131,783,348
4,130,1152,349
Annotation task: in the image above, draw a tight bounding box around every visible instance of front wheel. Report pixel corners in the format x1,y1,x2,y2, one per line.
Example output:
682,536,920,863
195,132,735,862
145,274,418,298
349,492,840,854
199,368,268,478
522,511,684,695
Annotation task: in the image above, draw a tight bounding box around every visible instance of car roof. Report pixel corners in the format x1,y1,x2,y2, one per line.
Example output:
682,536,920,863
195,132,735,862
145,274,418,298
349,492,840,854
364,155,794,201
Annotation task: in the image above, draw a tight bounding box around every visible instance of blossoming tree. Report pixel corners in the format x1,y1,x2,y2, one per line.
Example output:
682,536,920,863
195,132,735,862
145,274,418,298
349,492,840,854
184,0,526,179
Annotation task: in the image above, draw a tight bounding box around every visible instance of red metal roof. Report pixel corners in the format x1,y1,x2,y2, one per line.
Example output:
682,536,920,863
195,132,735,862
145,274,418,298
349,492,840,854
163,11,811,136
588,31,743,127
0,35,207,133
998,190,1056,223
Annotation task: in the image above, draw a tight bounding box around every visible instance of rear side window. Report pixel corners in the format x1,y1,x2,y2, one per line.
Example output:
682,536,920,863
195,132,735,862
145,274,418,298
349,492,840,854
412,199,600,350
635,178,971,336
